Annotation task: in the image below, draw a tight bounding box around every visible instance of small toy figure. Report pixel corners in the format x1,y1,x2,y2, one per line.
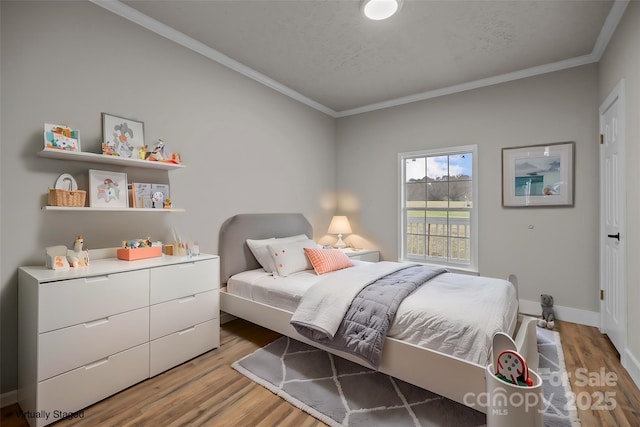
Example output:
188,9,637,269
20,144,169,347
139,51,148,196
538,294,556,329
152,191,164,208
164,198,172,209
67,235,89,267
148,139,168,161
45,245,70,270
496,350,533,386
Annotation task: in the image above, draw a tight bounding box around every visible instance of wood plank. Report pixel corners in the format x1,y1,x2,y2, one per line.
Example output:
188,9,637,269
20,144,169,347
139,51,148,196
2,319,638,426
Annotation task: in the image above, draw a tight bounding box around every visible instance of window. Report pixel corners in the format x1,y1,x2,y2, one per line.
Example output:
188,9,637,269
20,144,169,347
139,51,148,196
399,145,478,271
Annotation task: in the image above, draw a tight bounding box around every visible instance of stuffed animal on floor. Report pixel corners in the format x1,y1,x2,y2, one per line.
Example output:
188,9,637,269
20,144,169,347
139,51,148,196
538,294,555,329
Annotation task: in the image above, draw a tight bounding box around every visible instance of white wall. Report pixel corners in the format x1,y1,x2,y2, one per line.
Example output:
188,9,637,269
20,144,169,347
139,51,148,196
336,65,600,319
0,1,336,395
598,1,640,386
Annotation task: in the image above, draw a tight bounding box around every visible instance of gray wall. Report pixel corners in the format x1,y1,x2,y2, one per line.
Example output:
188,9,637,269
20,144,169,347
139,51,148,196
335,65,600,314
598,1,640,381
0,1,336,395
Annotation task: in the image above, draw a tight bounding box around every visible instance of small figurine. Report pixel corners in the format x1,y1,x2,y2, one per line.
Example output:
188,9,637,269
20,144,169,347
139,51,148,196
148,139,168,161
152,191,164,208
45,245,70,270
67,235,89,267
164,198,172,209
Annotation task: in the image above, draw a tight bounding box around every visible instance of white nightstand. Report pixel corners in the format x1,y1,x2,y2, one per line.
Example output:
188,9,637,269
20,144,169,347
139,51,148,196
340,248,380,262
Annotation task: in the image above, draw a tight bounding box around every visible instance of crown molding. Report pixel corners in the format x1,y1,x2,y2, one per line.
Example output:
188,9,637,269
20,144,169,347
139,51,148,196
591,0,629,60
90,0,628,119
335,54,597,117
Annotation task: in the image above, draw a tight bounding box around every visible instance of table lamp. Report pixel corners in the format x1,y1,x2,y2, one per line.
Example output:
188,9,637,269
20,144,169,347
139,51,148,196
328,216,352,249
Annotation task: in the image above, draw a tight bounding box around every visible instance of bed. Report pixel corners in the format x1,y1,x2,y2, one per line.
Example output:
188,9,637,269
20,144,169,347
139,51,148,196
219,213,539,414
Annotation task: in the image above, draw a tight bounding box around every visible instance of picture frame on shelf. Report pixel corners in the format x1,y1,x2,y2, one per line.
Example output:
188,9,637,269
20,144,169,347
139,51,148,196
150,183,170,208
88,169,129,208
502,141,575,207
44,123,81,152
101,113,144,159
131,183,170,208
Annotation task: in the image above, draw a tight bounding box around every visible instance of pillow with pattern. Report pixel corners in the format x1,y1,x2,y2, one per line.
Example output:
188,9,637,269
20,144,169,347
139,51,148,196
267,239,319,277
304,247,354,275
247,234,308,273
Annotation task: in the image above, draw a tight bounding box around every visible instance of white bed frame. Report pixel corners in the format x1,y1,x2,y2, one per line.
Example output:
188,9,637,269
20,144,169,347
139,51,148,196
218,213,539,414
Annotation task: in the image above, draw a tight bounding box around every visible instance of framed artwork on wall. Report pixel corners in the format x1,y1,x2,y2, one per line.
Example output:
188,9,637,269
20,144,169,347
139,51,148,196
101,113,144,158
89,169,129,208
44,123,81,152
502,141,575,207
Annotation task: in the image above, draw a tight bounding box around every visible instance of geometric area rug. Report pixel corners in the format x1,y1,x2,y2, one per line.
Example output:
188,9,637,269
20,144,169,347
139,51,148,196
232,327,579,427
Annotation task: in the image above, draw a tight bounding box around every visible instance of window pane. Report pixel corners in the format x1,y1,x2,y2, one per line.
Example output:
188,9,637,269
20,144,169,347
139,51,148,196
405,181,426,206
449,180,472,208
449,153,473,181
426,155,449,181
405,158,425,182
426,182,448,208
406,211,426,256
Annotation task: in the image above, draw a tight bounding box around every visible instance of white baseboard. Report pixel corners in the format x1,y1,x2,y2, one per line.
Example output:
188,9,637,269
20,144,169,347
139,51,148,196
519,298,600,327
622,349,640,390
1,389,17,408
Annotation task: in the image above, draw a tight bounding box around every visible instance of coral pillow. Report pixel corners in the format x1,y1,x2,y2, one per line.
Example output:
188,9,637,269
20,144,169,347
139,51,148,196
304,248,354,275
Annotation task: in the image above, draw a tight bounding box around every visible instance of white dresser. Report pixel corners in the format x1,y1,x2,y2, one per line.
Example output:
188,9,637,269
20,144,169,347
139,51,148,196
18,254,219,427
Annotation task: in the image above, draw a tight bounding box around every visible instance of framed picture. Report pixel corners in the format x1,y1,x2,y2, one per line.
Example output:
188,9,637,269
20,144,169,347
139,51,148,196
44,123,81,152
502,141,575,207
88,169,129,208
101,113,144,158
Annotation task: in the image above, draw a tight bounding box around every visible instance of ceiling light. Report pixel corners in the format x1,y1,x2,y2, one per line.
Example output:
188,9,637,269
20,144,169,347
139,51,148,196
361,0,402,21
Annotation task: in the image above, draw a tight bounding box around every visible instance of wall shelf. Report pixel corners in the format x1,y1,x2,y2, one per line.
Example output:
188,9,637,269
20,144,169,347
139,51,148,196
42,206,185,212
37,149,185,170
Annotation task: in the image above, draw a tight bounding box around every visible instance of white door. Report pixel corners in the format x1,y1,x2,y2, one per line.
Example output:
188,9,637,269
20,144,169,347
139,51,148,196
599,79,626,354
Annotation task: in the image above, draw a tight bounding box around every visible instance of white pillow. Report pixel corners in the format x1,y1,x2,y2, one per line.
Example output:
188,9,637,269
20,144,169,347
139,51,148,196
246,234,308,273
267,239,320,277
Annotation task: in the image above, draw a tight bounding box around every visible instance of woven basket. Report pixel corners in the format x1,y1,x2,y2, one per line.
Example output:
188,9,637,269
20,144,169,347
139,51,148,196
48,188,86,207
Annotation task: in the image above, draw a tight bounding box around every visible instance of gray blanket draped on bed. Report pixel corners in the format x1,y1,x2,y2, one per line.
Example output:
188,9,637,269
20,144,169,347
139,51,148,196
291,265,447,367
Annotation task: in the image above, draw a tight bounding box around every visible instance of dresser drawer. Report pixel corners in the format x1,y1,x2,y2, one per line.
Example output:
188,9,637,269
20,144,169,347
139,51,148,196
149,319,219,377
38,307,149,381
37,344,149,426
150,290,219,340
39,269,149,333
150,259,219,305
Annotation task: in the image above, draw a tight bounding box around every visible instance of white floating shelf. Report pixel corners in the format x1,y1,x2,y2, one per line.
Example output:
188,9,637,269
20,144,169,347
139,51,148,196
43,206,185,212
37,149,185,170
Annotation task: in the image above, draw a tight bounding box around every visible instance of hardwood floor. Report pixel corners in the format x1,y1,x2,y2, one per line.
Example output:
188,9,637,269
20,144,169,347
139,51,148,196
3,319,639,426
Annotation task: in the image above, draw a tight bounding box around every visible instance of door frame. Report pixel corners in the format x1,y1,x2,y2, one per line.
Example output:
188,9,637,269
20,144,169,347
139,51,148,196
599,78,627,352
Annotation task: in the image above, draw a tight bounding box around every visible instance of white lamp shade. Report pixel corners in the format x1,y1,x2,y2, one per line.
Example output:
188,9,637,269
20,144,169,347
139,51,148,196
328,216,352,234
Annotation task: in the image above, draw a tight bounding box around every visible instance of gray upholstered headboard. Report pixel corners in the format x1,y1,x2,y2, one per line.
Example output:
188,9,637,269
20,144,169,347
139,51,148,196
219,213,313,284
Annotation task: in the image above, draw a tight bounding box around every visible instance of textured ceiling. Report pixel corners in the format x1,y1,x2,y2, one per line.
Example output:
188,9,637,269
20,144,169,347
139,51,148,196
118,0,617,115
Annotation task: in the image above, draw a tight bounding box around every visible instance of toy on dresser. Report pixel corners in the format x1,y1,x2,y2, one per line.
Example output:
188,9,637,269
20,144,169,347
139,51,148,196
67,235,89,267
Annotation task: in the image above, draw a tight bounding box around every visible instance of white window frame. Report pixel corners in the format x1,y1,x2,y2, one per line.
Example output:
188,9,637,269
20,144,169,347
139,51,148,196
398,145,478,273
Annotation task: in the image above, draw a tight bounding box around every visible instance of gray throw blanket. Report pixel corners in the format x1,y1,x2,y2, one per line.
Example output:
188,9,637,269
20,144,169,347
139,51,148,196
292,265,446,367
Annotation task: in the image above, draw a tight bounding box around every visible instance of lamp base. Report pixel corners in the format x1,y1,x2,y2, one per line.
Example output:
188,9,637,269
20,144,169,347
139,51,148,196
334,234,347,249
